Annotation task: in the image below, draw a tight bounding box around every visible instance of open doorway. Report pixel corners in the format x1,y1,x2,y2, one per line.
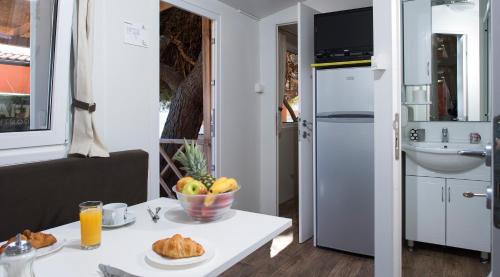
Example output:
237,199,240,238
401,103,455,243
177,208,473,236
277,23,299,219
158,2,215,198
400,0,492,275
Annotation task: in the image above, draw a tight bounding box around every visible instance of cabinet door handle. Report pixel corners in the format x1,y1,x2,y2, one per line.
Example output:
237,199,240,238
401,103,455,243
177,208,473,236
442,187,444,202
448,187,451,202
427,61,430,76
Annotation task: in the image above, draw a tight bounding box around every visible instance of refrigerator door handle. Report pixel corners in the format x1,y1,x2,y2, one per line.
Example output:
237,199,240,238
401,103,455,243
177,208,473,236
316,111,374,119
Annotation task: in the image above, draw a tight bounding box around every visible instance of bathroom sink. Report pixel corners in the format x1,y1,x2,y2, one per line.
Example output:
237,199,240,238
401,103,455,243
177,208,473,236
403,142,486,172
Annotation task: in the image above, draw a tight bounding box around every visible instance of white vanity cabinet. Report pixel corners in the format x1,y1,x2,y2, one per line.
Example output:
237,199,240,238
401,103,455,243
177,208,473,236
405,176,491,253
446,179,491,252
406,176,446,245
403,0,432,85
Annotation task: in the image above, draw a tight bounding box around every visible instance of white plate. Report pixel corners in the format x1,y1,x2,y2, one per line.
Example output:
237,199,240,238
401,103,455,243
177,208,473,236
145,239,214,267
35,238,66,258
102,213,136,228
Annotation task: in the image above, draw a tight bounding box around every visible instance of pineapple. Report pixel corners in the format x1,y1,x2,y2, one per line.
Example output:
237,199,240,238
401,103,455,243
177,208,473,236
199,175,216,189
174,139,215,188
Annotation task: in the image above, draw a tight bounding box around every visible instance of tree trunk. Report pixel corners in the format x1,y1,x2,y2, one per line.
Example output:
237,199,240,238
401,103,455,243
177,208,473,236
160,64,183,91
161,54,203,140
160,54,203,194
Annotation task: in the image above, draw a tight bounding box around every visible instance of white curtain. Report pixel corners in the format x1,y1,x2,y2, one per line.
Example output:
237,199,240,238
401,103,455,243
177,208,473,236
69,0,108,157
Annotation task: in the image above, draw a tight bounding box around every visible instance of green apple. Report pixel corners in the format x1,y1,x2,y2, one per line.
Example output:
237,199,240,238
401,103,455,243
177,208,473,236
182,180,208,195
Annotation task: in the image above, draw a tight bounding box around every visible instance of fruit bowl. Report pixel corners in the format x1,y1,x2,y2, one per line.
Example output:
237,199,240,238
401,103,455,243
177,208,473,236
174,187,239,222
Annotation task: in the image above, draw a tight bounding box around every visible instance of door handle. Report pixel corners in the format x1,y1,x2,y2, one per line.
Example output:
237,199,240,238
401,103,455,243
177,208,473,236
485,144,492,167
457,144,492,167
463,188,492,209
393,113,400,161
463,192,487,198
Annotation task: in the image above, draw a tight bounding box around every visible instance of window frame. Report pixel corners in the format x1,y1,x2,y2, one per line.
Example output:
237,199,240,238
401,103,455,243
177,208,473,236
0,0,74,150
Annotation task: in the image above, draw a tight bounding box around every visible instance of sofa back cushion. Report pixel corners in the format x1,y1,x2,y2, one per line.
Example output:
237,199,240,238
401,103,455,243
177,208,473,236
0,150,148,241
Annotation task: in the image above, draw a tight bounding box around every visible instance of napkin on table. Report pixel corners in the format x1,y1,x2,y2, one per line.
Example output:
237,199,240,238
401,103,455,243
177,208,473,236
98,264,141,277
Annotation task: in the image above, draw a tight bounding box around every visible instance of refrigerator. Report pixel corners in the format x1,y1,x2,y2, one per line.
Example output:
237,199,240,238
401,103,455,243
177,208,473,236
315,67,374,256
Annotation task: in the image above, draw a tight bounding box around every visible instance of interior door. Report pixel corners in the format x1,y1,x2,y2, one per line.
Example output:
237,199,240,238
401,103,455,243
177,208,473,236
297,2,317,243
491,0,500,274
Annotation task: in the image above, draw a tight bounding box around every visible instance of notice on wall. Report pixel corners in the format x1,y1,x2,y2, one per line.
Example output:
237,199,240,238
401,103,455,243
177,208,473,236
123,21,149,48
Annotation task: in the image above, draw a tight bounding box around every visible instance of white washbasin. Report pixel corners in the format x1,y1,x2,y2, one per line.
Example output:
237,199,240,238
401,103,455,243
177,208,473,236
403,141,486,172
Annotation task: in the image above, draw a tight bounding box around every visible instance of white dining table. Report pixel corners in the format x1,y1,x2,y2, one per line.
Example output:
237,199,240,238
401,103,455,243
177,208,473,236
12,198,292,277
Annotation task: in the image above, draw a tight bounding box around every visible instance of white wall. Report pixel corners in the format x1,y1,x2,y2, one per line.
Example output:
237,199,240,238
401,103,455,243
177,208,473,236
197,0,261,213
432,1,481,121
258,5,298,216
279,124,298,204
92,0,262,212
91,0,160,201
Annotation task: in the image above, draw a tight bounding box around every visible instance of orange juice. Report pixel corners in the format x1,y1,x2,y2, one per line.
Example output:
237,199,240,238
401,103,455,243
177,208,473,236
80,207,102,248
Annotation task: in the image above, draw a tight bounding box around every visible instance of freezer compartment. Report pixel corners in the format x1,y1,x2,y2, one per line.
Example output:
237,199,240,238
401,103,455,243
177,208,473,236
316,120,374,256
316,67,374,114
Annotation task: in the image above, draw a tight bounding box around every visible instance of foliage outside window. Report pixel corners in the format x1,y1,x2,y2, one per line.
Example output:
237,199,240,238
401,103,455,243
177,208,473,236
282,51,299,123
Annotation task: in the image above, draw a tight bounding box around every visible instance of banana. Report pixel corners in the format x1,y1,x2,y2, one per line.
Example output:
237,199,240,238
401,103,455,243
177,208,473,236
226,178,238,191
204,193,216,207
212,177,227,187
210,181,232,194
209,177,227,193
209,177,239,194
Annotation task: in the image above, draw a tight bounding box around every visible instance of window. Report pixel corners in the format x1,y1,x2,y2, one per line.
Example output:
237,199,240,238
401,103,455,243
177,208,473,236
0,0,57,133
0,0,73,152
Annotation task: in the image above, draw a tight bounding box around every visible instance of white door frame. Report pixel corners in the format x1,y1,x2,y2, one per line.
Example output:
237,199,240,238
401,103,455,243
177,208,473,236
373,0,403,276
275,22,298,213
381,1,500,276
159,0,221,177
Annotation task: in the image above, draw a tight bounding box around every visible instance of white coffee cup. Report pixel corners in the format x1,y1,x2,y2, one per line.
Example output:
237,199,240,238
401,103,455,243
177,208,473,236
103,203,128,225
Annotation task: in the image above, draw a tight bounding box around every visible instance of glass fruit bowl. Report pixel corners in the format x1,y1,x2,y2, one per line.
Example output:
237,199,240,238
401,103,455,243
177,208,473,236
174,187,239,222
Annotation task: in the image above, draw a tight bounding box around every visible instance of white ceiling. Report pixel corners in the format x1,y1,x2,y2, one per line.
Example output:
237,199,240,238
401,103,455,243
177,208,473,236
216,0,373,19
217,0,303,19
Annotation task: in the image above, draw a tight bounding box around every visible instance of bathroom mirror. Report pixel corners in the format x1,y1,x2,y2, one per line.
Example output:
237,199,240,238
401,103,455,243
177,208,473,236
402,0,490,122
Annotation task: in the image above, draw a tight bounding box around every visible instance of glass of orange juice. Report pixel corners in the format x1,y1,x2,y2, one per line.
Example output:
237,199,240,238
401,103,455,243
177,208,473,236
79,201,103,250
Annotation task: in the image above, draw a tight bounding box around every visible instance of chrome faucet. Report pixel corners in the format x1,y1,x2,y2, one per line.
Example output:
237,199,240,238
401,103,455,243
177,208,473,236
442,128,449,143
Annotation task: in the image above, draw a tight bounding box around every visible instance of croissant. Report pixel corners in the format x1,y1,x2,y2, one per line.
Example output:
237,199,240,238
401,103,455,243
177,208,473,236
22,229,57,249
152,234,205,259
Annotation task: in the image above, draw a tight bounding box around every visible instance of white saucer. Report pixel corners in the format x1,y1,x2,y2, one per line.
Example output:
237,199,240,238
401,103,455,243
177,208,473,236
146,239,214,267
102,213,136,228
36,238,66,258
